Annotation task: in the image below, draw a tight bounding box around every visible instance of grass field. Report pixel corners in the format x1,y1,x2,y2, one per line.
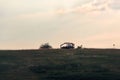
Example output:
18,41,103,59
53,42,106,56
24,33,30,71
0,49,120,80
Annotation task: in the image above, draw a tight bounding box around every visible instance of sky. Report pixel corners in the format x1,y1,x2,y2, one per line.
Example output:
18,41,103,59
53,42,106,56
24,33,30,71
0,0,120,49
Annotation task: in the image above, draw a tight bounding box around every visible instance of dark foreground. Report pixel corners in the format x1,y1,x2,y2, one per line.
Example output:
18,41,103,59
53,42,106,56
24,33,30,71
0,49,120,80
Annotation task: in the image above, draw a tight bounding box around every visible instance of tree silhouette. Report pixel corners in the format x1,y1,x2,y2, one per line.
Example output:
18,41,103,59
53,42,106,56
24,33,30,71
40,43,52,49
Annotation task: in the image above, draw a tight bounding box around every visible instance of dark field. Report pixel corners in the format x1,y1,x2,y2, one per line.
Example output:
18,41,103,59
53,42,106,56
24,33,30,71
0,49,120,80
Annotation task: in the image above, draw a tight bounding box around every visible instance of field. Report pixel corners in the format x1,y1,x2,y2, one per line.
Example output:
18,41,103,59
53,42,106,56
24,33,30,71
0,49,120,80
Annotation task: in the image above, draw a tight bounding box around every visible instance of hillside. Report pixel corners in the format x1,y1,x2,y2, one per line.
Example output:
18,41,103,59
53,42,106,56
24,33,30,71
0,49,120,80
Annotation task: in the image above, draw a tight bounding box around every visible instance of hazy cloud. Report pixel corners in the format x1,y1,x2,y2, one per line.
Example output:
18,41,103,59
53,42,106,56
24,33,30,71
49,0,107,16
77,0,120,12
109,0,120,10
56,0,120,15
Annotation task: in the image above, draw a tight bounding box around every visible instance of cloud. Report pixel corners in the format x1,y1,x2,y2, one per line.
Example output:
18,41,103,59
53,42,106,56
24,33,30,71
2,0,120,18
55,0,120,15
109,0,120,10
1,0,120,18
73,0,114,13
17,0,111,17
78,0,120,12
46,0,105,16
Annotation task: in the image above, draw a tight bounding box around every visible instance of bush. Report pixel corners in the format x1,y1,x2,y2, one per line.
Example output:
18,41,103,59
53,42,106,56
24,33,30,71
40,43,52,49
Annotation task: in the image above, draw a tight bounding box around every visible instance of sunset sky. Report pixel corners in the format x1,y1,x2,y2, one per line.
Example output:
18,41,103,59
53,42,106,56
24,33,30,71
0,0,120,49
